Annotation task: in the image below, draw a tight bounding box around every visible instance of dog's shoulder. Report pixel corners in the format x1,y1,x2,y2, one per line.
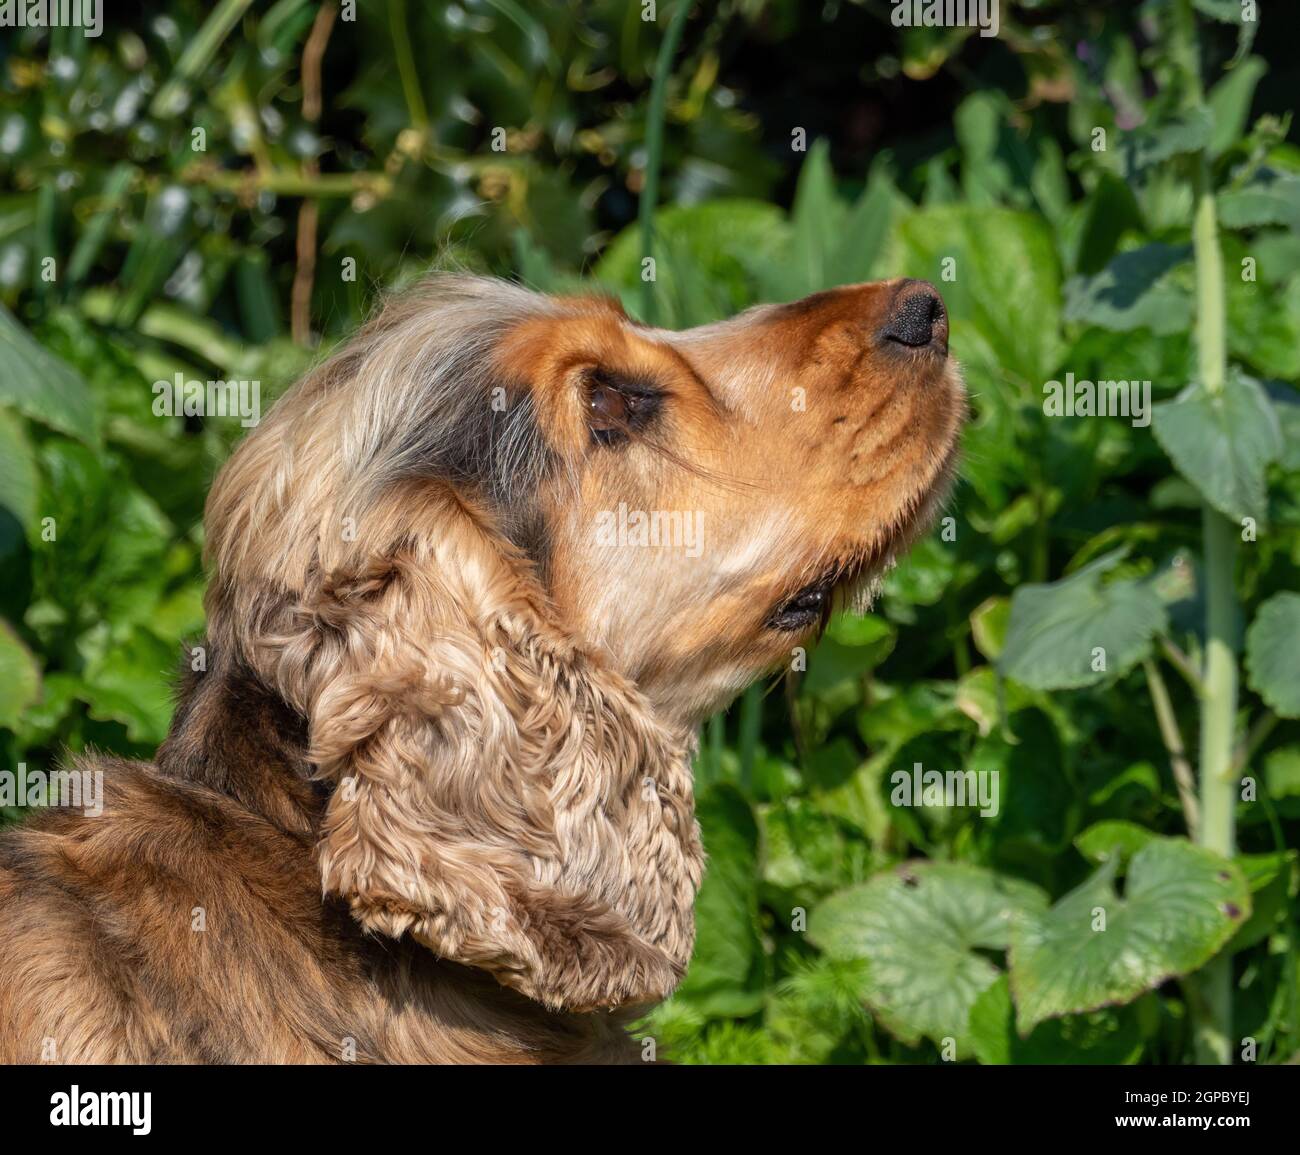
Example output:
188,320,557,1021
0,754,345,1062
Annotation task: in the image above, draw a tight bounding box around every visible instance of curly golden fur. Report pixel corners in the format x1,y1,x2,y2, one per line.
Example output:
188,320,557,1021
0,274,964,1063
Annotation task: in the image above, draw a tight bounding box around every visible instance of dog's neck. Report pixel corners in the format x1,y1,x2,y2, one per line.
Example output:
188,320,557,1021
150,646,646,1063
156,647,324,836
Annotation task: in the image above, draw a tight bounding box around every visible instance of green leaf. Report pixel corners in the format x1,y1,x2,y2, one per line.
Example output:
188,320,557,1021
0,407,37,531
970,596,1010,661
91,487,174,626
0,305,99,443
1218,173,1300,231
809,862,1047,1052
1245,592,1300,718
998,550,1168,691
77,627,177,745
1074,819,1157,866
0,617,40,730
672,784,765,1018
1063,243,1192,335
1075,171,1144,275
968,975,1142,1065
804,617,896,698
788,138,842,297
1152,370,1282,524
1264,746,1300,799
1226,851,1295,954
1207,57,1267,158
1121,107,1213,176
1008,839,1251,1034
31,439,111,613
760,798,873,896
595,199,789,322
826,158,899,286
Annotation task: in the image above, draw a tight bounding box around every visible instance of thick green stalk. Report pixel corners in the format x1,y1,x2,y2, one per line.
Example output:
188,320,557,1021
1172,0,1238,1064
1189,68,1238,1071
638,1,692,325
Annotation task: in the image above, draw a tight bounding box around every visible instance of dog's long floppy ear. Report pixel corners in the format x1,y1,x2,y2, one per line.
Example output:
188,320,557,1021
232,479,703,1012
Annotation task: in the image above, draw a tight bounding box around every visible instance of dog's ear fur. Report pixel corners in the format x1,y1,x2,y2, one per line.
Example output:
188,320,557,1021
315,489,699,1009
210,480,701,1013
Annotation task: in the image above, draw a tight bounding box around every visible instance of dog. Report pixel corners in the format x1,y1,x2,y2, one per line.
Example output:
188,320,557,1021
0,274,963,1063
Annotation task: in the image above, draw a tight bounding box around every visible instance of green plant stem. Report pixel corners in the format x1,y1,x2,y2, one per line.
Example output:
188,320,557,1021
1195,508,1238,1065
181,167,391,199
1159,636,1205,698
1232,710,1278,774
388,0,429,135
638,0,692,325
1175,0,1237,1066
1192,118,1238,1074
1143,658,1199,839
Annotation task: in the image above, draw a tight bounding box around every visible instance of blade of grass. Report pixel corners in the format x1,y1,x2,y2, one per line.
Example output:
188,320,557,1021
637,0,692,325
150,0,257,119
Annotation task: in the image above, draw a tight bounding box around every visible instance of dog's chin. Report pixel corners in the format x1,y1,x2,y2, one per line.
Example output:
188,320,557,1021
838,436,961,616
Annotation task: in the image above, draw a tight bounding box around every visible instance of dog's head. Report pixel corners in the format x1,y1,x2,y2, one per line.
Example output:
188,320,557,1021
203,274,963,1011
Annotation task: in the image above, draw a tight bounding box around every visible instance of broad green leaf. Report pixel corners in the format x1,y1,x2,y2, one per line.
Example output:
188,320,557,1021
968,975,1142,1065
1192,0,1258,59
789,138,842,297
954,665,1038,737
760,798,873,896
1074,819,1157,866
1063,243,1192,334
31,439,116,614
826,158,900,287
999,551,1168,691
800,613,894,697
0,616,40,730
1075,171,1144,275
824,611,894,649
809,862,1047,1051
1207,57,1267,158
77,626,177,744
0,406,37,531
1226,851,1295,954
1218,173,1300,231
595,199,789,321
967,711,1072,855
883,536,955,606
91,487,174,626
672,784,765,1018
1226,262,1300,380
970,596,1010,661
0,305,99,443
1121,107,1213,176
1152,370,1281,524
1008,839,1250,1034
1245,592,1300,717
1265,746,1300,798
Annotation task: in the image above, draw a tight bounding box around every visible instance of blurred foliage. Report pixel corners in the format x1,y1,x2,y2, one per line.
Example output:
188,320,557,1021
1,0,1299,1065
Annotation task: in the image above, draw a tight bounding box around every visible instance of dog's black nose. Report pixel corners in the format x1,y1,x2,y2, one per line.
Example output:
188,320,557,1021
882,280,948,354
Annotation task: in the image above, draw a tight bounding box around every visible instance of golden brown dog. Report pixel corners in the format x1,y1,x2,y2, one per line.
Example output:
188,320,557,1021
0,274,963,1063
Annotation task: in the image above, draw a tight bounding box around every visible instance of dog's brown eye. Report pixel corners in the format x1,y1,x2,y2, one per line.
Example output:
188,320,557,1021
589,384,630,435
586,373,661,445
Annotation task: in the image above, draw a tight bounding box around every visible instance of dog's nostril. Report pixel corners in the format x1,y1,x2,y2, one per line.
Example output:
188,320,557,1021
882,281,947,352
